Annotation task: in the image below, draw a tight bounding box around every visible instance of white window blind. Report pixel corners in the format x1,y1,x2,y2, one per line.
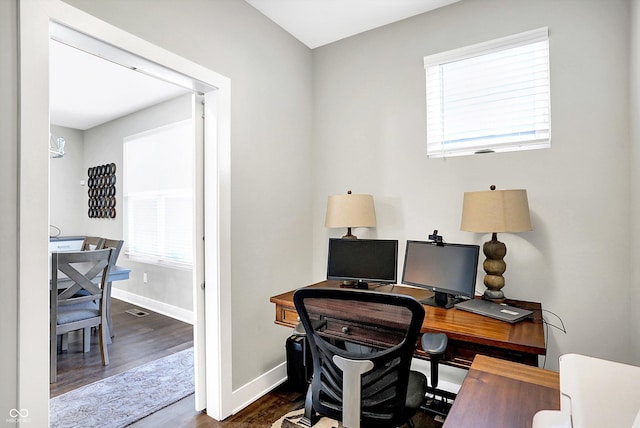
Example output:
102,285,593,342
424,27,550,158
123,120,194,268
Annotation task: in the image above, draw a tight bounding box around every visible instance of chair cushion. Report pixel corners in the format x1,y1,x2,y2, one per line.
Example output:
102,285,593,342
57,301,99,324
405,370,428,410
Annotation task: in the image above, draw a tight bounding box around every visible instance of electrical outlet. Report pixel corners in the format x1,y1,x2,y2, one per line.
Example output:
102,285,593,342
143,273,148,283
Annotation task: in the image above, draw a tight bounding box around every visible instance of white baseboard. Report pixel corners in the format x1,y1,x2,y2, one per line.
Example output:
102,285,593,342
232,362,288,414
111,288,194,325
111,288,288,415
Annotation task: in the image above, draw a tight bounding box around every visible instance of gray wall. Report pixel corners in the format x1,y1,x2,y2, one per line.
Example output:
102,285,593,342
82,94,195,311
4,0,640,422
50,95,197,312
50,125,85,236
1,0,18,420
2,0,313,417
311,0,632,371
63,0,315,390
632,0,640,363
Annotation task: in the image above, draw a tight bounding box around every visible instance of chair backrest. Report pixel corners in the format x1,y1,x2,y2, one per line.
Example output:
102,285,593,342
81,236,105,251
293,288,425,428
50,248,113,323
102,239,124,266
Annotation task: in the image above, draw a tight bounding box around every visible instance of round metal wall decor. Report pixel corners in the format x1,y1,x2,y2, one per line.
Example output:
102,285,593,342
87,162,117,219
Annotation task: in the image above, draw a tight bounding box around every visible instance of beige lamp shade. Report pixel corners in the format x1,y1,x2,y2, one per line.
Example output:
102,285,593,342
325,192,376,228
461,189,531,233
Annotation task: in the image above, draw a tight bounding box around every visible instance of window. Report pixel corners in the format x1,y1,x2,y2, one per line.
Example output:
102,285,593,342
424,27,550,158
123,120,195,268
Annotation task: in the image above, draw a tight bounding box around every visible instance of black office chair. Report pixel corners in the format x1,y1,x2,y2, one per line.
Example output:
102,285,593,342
293,287,428,428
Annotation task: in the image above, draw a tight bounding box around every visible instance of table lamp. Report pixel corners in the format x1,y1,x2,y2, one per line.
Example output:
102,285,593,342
324,190,376,239
460,185,532,302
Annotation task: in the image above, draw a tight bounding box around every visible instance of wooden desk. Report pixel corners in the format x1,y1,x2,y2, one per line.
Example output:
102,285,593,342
444,355,560,428
270,281,546,369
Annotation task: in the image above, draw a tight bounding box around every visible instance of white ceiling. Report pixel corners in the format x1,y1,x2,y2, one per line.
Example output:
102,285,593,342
245,0,461,49
50,40,189,130
50,1,460,130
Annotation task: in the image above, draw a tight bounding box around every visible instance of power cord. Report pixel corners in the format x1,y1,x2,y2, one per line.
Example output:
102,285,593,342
541,309,567,368
50,224,62,237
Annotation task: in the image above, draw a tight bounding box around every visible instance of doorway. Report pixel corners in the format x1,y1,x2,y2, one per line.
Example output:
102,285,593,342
18,0,232,423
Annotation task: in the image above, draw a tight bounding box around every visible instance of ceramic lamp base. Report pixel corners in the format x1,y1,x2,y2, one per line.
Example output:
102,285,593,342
482,233,507,302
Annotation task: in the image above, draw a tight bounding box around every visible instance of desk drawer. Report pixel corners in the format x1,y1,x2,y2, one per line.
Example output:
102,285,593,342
283,308,300,325
446,339,538,367
319,318,405,348
274,306,300,327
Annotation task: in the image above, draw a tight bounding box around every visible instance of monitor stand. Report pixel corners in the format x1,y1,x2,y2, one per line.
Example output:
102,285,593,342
421,291,461,309
354,281,369,290
339,280,369,290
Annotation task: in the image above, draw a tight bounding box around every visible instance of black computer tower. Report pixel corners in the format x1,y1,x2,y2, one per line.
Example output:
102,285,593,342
285,334,312,392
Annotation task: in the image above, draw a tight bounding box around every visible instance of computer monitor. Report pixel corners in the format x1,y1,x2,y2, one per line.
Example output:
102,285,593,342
326,238,398,289
401,240,480,309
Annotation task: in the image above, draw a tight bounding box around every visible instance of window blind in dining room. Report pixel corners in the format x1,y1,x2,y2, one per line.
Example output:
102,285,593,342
123,119,195,268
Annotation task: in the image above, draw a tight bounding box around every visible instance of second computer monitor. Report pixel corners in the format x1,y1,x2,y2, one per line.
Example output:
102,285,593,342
402,240,480,309
327,238,398,288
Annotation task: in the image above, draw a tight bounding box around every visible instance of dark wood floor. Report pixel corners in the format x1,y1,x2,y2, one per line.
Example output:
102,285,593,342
133,391,444,428
52,298,444,427
50,298,194,397
130,384,306,428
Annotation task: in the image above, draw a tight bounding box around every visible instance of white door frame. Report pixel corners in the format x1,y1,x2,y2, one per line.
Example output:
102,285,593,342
17,0,232,424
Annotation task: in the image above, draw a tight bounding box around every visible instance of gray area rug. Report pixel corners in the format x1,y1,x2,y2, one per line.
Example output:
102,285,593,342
50,347,194,428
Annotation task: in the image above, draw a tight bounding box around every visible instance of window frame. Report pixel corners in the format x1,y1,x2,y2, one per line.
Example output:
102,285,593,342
424,27,551,158
123,119,195,269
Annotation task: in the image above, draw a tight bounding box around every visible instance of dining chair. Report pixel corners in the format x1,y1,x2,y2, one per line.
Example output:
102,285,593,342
63,236,107,348
101,238,124,336
81,236,105,251
101,238,124,262
50,248,113,383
